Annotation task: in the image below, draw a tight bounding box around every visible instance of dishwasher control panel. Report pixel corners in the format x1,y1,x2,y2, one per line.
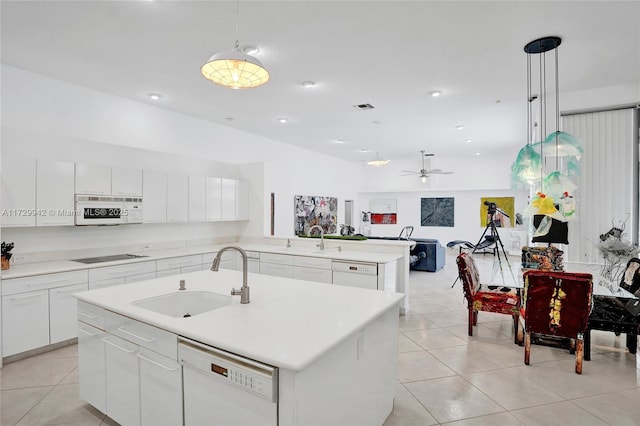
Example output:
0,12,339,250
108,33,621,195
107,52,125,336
332,261,378,275
179,340,277,402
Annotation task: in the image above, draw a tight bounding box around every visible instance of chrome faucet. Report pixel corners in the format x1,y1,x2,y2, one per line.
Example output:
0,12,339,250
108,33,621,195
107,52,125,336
211,246,250,304
308,225,325,251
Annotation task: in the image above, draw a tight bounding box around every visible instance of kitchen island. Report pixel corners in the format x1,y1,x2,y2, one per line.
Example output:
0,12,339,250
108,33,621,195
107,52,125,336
75,266,404,426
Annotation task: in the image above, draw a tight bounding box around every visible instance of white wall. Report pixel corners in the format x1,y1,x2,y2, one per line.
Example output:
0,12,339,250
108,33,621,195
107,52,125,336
0,65,363,253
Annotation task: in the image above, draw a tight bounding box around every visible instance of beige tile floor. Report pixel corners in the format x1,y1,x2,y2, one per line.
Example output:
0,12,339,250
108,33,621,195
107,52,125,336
2,255,640,425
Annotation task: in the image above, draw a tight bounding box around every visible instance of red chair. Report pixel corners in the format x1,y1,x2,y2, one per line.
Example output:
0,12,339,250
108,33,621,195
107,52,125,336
456,252,521,343
522,270,593,374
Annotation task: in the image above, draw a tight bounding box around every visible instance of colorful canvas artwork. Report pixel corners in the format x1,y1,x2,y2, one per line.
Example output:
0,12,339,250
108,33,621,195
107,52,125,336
369,199,397,225
421,197,455,227
294,195,338,235
480,197,515,227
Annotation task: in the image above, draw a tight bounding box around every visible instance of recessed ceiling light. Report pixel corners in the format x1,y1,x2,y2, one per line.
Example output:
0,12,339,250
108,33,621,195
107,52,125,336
278,117,288,124
429,90,442,97
334,139,346,144
455,125,465,130
240,45,260,55
146,93,162,100
475,152,481,156
302,80,316,88
465,139,472,143
359,149,371,153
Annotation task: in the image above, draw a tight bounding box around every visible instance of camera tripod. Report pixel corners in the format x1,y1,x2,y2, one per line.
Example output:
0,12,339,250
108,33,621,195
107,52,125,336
473,207,516,287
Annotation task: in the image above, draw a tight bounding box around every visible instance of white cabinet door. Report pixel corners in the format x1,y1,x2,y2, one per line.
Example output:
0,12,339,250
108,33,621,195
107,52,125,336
188,175,206,222
50,283,89,343
104,334,141,426
235,179,250,221
260,262,294,278
142,170,167,223
78,322,106,413
89,277,126,290
112,167,143,196
166,173,189,222
36,159,75,226
1,156,36,227
205,177,222,221
221,178,236,220
1,290,49,356
138,348,182,426
293,266,333,283
75,163,111,195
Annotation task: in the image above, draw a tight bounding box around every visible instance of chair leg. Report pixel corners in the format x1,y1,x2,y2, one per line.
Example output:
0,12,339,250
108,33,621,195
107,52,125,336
468,308,474,336
524,331,531,365
513,315,523,345
575,333,584,374
584,328,591,361
473,310,478,326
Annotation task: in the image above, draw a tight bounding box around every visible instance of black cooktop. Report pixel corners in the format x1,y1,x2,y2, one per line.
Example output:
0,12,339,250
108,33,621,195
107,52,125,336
72,254,149,264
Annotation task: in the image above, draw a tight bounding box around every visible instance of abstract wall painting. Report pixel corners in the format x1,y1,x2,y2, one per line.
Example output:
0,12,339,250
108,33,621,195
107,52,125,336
479,196,515,227
421,197,455,227
294,195,338,235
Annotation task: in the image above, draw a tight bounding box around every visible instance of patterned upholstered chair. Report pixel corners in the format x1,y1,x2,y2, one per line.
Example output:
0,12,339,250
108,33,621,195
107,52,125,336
522,270,593,374
456,252,521,343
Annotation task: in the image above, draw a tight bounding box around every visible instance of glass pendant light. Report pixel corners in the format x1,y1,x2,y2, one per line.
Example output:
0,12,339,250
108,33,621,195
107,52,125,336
201,1,269,89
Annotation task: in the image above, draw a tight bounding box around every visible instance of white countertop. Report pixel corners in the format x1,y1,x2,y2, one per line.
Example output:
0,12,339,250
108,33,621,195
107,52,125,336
1,242,403,279
75,269,404,371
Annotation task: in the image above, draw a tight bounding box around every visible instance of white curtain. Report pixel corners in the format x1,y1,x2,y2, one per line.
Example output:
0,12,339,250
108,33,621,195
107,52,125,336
561,107,639,263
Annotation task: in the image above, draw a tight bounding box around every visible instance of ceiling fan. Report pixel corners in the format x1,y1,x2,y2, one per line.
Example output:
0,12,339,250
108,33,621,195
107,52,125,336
401,150,454,183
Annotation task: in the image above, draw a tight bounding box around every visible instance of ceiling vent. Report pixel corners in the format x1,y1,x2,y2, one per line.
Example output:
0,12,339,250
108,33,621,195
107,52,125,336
354,103,375,110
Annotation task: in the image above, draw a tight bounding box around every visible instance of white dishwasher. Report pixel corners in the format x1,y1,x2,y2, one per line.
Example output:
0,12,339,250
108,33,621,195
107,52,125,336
179,338,278,426
332,261,379,290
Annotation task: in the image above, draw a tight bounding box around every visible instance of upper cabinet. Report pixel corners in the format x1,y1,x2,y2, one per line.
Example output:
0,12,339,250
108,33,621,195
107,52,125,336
112,167,143,197
75,163,111,195
142,170,167,223
220,178,235,221
235,179,249,221
1,156,36,227
36,159,75,226
75,163,142,196
188,176,206,222
166,173,189,222
205,177,221,221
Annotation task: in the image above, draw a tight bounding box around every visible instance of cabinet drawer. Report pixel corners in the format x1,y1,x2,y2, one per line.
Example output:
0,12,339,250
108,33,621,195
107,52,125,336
126,272,157,284
89,277,126,290
260,262,294,278
105,311,177,360
78,300,105,330
89,261,156,281
156,255,202,271
293,267,333,283
156,268,181,278
260,253,294,266
293,256,332,270
3,270,88,296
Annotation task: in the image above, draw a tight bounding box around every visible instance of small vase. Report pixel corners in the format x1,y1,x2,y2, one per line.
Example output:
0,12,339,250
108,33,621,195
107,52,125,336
1,256,9,270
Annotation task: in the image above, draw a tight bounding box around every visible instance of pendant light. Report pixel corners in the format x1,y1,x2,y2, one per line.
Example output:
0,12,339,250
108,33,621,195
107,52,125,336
367,152,390,167
201,1,269,89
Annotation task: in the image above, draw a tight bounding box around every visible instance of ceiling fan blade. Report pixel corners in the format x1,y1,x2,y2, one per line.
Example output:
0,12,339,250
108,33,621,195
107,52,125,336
427,169,454,175
423,153,435,157
401,170,420,175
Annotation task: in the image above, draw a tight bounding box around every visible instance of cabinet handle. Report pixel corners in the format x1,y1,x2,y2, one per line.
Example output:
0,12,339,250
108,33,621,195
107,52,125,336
103,337,136,353
52,284,86,294
79,327,100,337
10,293,44,301
117,326,157,343
137,353,178,371
78,311,99,319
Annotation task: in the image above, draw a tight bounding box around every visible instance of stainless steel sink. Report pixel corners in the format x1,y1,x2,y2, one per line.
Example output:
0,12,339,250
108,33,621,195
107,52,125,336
132,291,232,318
72,253,148,264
